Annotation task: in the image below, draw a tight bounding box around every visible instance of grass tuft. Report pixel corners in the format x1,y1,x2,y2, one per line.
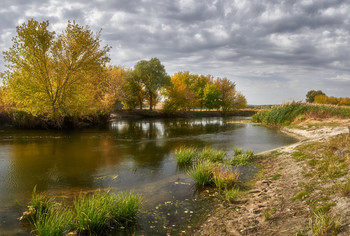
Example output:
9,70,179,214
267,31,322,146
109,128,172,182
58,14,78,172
175,146,198,165
309,212,340,236
189,161,214,186
224,188,240,202
199,147,226,162
212,166,239,189
230,150,255,166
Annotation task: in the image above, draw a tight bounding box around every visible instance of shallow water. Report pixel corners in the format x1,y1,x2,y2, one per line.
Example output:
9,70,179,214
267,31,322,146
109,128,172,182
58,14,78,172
0,117,297,235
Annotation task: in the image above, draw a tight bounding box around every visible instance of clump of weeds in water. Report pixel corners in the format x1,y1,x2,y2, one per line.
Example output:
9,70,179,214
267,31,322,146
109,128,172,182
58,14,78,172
199,147,226,162
22,187,143,235
32,206,73,236
230,150,255,166
175,146,198,166
189,161,214,186
212,165,239,189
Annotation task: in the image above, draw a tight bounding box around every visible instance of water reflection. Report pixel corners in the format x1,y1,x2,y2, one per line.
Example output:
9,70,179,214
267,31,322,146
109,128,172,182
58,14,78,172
0,117,297,235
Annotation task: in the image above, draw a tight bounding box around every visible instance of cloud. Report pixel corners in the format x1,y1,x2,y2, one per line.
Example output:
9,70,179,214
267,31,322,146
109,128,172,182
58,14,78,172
1,0,350,104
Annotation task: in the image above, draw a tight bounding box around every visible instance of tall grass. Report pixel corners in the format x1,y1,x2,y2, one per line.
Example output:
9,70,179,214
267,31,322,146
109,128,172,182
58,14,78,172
199,147,226,162
252,101,350,126
23,188,142,235
212,166,239,189
175,146,197,165
31,207,73,236
189,161,214,185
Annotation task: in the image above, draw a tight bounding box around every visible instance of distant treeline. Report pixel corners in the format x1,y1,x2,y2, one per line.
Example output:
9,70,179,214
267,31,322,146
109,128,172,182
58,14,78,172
306,90,350,106
0,19,246,128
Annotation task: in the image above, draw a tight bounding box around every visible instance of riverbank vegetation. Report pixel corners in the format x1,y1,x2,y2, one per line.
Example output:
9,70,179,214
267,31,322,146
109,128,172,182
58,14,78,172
21,187,142,235
252,102,350,126
0,19,247,129
175,146,255,201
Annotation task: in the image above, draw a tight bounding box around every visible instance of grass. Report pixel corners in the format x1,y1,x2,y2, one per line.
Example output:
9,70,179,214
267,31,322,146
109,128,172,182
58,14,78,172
212,166,239,189
175,146,198,165
199,147,226,162
189,161,214,186
224,188,240,202
230,150,255,166
272,173,281,180
309,212,340,236
251,101,350,126
31,207,72,236
291,191,308,201
263,208,276,221
23,188,142,235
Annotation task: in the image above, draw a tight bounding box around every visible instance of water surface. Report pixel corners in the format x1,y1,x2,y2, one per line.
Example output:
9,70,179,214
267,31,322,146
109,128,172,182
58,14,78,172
0,117,296,235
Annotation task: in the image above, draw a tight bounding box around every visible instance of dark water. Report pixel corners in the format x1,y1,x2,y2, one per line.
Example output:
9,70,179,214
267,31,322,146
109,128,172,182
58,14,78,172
0,117,296,235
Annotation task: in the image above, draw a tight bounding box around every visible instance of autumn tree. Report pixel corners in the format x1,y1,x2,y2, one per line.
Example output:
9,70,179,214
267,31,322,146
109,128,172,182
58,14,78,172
306,90,325,103
204,83,220,110
189,74,210,110
133,58,171,110
122,70,145,109
162,71,195,112
215,77,236,112
2,19,110,126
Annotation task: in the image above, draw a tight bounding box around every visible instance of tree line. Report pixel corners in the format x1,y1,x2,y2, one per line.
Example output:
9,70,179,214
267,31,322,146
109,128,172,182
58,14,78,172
306,90,350,106
0,19,246,127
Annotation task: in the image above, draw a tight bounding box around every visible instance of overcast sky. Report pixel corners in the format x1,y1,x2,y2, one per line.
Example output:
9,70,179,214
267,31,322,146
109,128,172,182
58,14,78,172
1,0,350,104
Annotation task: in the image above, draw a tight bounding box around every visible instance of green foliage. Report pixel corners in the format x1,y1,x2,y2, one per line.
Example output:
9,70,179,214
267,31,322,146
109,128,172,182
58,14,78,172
230,150,255,166
251,102,350,126
204,83,220,109
3,19,110,126
272,173,281,180
175,147,198,165
189,161,214,186
291,191,308,201
224,188,240,202
32,207,73,236
199,147,226,162
24,187,142,235
134,58,171,110
306,90,325,103
263,208,276,221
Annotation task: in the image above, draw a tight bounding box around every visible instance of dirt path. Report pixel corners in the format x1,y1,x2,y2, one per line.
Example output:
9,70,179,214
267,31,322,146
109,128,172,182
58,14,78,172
195,123,350,235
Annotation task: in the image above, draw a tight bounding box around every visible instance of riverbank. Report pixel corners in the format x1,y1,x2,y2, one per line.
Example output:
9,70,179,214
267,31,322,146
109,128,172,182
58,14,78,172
110,109,257,120
195,118,350,235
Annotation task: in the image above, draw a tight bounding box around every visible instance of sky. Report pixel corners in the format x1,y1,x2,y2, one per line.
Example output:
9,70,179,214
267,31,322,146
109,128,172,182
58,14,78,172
1,0,350,105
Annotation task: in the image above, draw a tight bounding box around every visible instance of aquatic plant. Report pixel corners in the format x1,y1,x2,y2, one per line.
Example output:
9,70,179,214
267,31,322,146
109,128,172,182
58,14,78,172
175,146,197,165
230,150,255,166
30,185,55,215
233,147,243,156
212,166,239,189
111,191,143,224
199,147,226,162
31,207,73,236
189,161,214,186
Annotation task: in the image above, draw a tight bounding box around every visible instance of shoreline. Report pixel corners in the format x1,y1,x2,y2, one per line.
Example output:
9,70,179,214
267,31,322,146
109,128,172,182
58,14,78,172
195,120,350,235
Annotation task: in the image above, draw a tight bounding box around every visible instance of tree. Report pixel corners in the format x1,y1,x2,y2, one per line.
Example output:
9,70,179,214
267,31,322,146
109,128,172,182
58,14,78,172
133,58,171,110
204,83,220,110
189,74,210,110
234,92,247,109
306,90,325,103
162,72,195,112
215,77,236,112
121,70,145,109
2,19,110,126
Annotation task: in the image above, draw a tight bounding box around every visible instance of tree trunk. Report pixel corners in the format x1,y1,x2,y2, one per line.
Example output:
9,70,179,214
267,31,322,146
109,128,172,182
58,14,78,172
149,93,153,110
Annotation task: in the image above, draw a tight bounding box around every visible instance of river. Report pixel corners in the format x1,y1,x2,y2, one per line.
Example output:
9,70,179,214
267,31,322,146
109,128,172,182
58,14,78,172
0,117,296,235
